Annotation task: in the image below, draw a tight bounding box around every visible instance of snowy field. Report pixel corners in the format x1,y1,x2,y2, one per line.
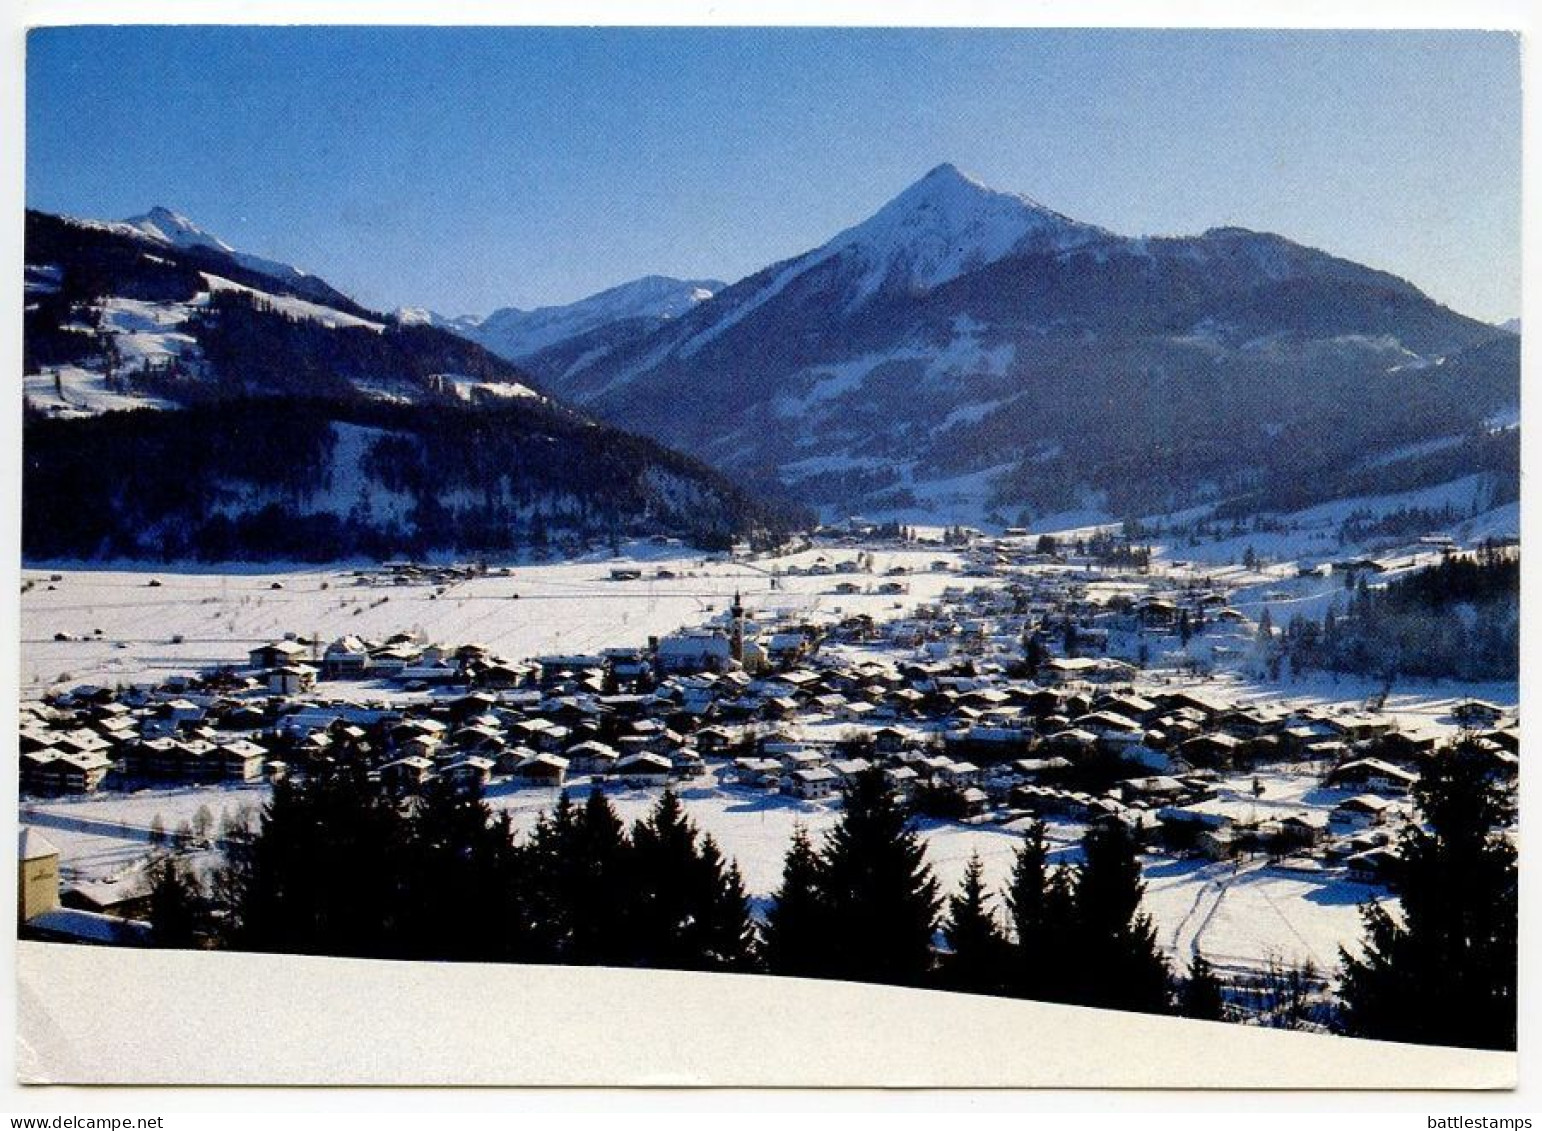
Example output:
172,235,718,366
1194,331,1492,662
19,774,1386,976
20,542,978,699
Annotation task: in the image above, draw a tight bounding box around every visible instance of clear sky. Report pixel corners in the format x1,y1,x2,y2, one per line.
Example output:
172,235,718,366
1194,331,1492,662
26,26,1522,322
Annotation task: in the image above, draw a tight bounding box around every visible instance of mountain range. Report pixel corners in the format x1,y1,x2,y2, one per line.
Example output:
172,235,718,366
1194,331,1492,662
483,163,1519,526
404,274,725,363
21,162,1521,559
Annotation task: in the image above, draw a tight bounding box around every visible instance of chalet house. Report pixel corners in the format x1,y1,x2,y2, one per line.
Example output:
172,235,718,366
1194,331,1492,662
249,640,310,670
443,755,497,791
1328,758,1418,795
779,748,825,773
451,721,506,756
400,732,446,762
398,659,461,685
473,662,529,690
884,765,920,794
614,752,672,785
1346,846,1400,884
1158,691,1230,723
1096,693,1159,724
1277,812,1329,848
1331,794,1391,830
26,750,112,793
321,636,371,678
672,748,707,778
18,749,56,792
1044,727,1097,756
496,744,538,774
731,757,784,787
268,665,318,697
1279,722,1341,757
693,726,736,756
1136,598,1178,629
1217,707,1286,740
948,724,1029,758
1177,733,1242,768
566,740,620,774
1325,715,1393,743
218,739,268,782
1013,756,1072,781
837,701,878,724
766,632,815,666
1119,775,1193,808
937,760,982,788
1452,700,1507,727
1042,657,1099,684
368,645,423,677
958,787,990,818
380,755,436,792
830,757,871,783
1075,710,1144,742
655,632,734,675
783,766,839,800
156,699,208,727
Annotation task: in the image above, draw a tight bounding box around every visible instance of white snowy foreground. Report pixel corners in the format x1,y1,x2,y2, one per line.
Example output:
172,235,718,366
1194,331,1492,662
19,773,1382,977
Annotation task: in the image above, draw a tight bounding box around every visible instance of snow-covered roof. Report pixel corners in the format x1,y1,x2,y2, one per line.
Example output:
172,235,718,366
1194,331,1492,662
19,827,60,861
26,907,150,944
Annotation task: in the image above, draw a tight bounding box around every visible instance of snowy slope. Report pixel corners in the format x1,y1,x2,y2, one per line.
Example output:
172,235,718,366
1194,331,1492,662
452,274,726,362
123,206,316,289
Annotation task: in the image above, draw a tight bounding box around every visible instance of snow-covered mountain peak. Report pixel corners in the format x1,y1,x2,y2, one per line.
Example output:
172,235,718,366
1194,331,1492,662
461,274,727,362
815,163,1112,302
126,206,237,255
122,206,312,284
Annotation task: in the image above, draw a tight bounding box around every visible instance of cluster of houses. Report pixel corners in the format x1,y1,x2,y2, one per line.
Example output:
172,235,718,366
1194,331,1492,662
19,545,1520,897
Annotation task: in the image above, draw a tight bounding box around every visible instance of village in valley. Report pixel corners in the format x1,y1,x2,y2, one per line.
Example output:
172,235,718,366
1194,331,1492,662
16,516,1520,1004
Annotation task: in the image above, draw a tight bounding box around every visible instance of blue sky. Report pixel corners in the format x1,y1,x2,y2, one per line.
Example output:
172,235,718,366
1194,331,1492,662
26,26,1522,322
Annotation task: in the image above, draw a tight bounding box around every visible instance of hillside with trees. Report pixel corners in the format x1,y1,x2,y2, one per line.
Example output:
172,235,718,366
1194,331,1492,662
1280,545,1519,682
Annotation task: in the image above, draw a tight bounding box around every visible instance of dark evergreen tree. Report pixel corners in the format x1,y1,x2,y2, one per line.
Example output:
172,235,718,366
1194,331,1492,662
565,787,634,966
1179,953,1226,1021
815,767,940,986
224,765,410,958
763,824,829,977
1004,820,1075,1002
1338,740,1517,1050
1069,821,1171,1014
939,852,1009,995
521,790,583,961
144,853,211,949
690,833,760,972
398,775,514,962
628,790,757,972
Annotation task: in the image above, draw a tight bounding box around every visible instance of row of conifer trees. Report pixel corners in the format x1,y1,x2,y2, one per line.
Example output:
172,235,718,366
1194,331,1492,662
146,765,1214,1018
144,746,1516,1050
